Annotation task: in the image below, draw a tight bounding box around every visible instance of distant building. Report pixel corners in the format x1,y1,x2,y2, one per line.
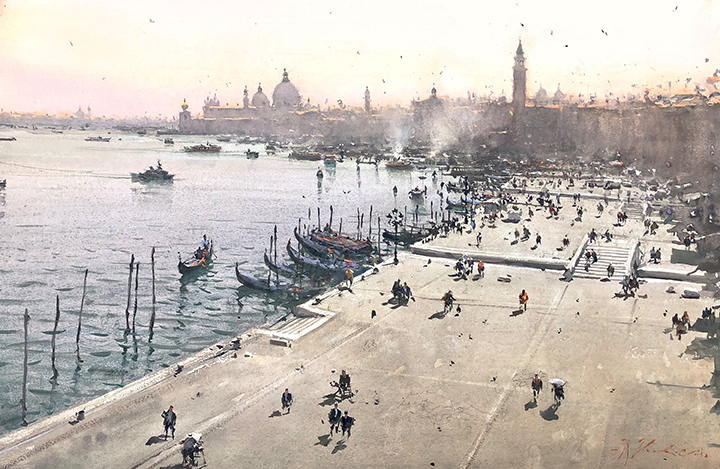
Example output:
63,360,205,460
364,86,371,113
272,69,301,108
251,84,270,108
512,39,527,117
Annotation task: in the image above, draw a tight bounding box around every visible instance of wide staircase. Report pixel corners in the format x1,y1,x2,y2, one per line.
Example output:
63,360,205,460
573,240,632,280
621,201,646,221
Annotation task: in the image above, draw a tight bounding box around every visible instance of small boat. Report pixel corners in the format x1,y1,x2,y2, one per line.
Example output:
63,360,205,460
386,160,412,170
164,138,174,145
303,228,374,255
382,227,429,245
317,169,324,179
324,155,337,165
408,187,427,200
131,161,174,182
235,264,324,298
265,144,277,152
289,151,323,161
0,136,17,141
246,149,259,158
178,240,213,275
287,242,356,273
217,136,232,142
51,130,63,134
85,136,111,142
183,142,221,152
263,251,307,279
137,129,147,135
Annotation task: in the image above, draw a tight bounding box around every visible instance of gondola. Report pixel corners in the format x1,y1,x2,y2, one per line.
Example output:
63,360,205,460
178,240,213,275
263,251,307,279
234,264,324,298
287,241,356,273
306,229,374,253
246,149,259,158
294,228,368,260
382,227,429,245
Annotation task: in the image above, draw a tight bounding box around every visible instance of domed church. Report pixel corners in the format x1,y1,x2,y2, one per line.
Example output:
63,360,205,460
272,69,301,108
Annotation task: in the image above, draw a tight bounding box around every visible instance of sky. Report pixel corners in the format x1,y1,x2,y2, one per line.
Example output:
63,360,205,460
0,0,719,118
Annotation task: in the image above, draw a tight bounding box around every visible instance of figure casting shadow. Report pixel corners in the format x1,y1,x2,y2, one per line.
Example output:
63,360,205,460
145,434,167,446
332,441,348,454
524,400,538,411
510,309,525,317
315,434,332,447
540,403,559,421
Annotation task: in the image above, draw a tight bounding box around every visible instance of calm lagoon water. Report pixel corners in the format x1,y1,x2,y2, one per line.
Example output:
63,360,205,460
0,130,445,435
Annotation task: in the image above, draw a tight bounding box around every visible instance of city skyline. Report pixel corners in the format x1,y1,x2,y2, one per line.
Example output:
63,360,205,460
1,0,719,117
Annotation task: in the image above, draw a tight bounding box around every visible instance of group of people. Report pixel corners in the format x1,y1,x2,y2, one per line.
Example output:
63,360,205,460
391,279,413,304
531,374,566,405
649,246,662,264
672,311,692,339
643,218,659,235
328,404,355,438
194,234,211,260
161,405,204,467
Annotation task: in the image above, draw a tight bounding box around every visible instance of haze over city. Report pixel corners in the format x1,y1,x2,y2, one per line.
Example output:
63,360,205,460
1,0,719,117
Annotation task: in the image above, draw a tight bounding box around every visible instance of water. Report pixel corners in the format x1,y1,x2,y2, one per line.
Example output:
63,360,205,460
0,131,444,435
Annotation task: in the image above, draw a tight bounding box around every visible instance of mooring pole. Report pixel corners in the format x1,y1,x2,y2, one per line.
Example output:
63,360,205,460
51,295,60,383
21,309,29,425
76,269,88,356
274,225,279,287
132,262,139,333
317,207,321,231
329,205,334,230
369,205,373,238
125,254,134,330
149,248,156,337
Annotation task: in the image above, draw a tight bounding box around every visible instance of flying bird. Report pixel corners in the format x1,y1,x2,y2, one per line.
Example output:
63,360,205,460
601,29,608,36
69,41,73,46
149,18,155,23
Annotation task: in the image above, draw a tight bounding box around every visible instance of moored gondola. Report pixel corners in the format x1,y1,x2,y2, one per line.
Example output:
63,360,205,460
234,264,324,298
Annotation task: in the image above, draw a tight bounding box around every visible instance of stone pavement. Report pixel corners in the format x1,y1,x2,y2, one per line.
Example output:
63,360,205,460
1,248,718,468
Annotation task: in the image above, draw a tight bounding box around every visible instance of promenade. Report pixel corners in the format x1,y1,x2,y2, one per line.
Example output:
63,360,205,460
1,189,718,468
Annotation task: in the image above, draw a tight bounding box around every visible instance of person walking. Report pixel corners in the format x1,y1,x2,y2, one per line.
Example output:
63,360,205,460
531,373,543,403
442,290,455,314
519,289,529,311
535,233,542,245
340,411,354,438
475,231,482,246
591,249,598,264
477,261,485,278
162,405,177,439
328,403,342,435
345,267,353,287
281,388,293,414
549,378,565,405
607,263,615,278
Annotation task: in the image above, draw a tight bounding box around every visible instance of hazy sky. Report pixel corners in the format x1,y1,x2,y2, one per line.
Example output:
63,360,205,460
0,0,719,117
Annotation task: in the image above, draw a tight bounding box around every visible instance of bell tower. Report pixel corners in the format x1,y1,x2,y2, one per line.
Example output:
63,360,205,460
512,39,527,118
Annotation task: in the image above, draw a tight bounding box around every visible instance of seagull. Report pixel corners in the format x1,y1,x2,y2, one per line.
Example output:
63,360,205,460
69,41,73,46
149,18,155,23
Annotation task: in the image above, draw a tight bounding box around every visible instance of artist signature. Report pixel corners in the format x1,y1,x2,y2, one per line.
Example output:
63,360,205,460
611,438,708,465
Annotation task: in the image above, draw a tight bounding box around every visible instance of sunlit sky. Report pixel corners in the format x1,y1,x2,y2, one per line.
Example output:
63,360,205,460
0,0,719,117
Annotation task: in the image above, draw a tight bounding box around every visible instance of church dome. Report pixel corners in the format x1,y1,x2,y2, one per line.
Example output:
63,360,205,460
272,69,301,108
251,84,270,108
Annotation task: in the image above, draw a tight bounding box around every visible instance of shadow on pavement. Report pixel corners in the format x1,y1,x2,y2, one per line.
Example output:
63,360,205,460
332,441,347,454
268,410,282,418
315,434,332,446
540,403,559,421
145,434,167,446
524,400,538,411
428,311,447,320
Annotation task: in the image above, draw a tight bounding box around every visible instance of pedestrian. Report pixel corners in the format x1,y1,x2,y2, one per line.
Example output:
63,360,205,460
281,388,293,413
591,249,598,264
549,378,565,405
519,289,529,311
531,373,543,402
328,403,342,435
514,228,520,241
345,267,353,287
476,231,482,246
340,411,354,438
477,261,485,278
535,233,542,245
162,405,177,439
607,263,614,278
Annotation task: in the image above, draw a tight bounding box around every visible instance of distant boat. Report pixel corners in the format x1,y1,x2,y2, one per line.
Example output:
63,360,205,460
131,161,174,182
289,151,323,161
183,142,221,152
85,136,111,142
51,130,63,134
164,138,174,145
217,136,232,142
246,149,259,158
0,136,17,141
386,160,412,170
265,144,277,153
324,155,337,165
137,129,147,135
408,187,427,200
234,264,324,298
